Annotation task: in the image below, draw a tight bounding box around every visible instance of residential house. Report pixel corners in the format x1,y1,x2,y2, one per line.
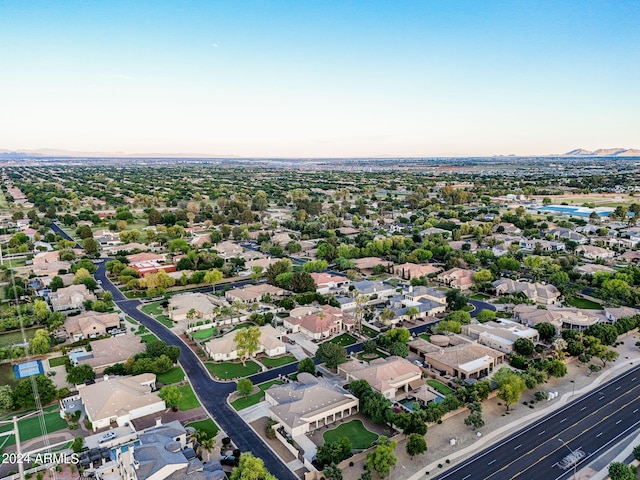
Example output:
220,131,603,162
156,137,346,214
168,292,218,322
77,374,164,431
462,319,540,354
437,268,475,290
351,280,396,299
190,233,211,249
351,257,393,274
309,272,350,294
338,356,423,400
214,241,244,258
492,278,561,305
494,223,522,235
75,335,146,371
64,312,121,341
576,245,616,261
619,251,640,264
513,305,602,332
603,306,640,323
204,324,286,362
548,228,588,244
408,336,505,380
574,264,616,275
117,420,225,480
224,284,286,304
393,262,440,279
31,250,72,276
266,373,359,437
49,284,97,312
284,305,356,340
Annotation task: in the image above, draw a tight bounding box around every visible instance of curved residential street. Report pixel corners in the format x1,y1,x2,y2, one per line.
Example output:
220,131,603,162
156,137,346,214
94,262,298,480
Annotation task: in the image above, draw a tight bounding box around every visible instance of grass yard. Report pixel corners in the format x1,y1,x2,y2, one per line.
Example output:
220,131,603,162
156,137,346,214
327,333,357,347
0,364,17,388
204,361,261,379
419,333,431,342
470,293,490,300
155,315,174,328
192,327,218,339
0,406,68,447
566,296,602,310
427,379,454,396
141,301,164,316
157,367,185,385
323,420,378,450
495,312,512,319
177,384,200,411
48,356,68,368
356,349,388,362
362,326,379,338
186,419,219,439
140,333,159,343
231,379,283,411
260,356,296,368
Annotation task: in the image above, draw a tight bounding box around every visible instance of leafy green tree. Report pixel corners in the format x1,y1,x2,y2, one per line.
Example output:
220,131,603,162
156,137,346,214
584,323,618,346
29,329,51,355
203,268,223,292
289,271,317,293
476,309,496,323
302,260,328,272
534,322,556,341
0,385,14,411
66,364,96,385
388,342,409,357
366,436,397,478
446,289,468,311
234,326,261,366
608,462,636,480
237,378,254,398
322,464,343,480
362,339,377,355
265,259,292,285
493,367,527,411
230,453,277,480
13,375,57,409
513,338,535,356
158,385,183,408
316,342,347,369
49,276,64,291
297,357,316,375
315,437,352,467
545,359,567,377
434,320,461,334
464,410,485,430
444,310,471,324
406,433,427,459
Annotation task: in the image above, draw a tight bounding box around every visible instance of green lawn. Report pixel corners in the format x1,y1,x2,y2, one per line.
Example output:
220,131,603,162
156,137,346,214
323,420,378,450
156,315,174,328
566,296,602,310
327,333,357,347
362,326,379,338
495,312,512,319
427,379,454,396
177,384,200,411
0,406,68,447
231,380,283,411
140,333,159,343
186,419,219,439
356,349,388,363
141,301,164,316
204,361,261,379
419,333,431,342
259,356,297,368
470,293,490,300
192,327,218,339
48,356,68,368
157,367,185,384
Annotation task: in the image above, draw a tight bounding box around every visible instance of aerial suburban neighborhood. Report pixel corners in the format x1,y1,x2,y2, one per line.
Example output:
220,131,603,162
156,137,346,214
0,156,638,480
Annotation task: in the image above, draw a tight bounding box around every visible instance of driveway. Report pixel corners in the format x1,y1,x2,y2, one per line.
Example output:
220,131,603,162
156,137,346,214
287,332,318,355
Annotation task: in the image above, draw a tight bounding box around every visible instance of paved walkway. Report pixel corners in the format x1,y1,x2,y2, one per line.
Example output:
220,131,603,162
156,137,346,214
295,434,318,460
239,401,272,423
340,331,640,480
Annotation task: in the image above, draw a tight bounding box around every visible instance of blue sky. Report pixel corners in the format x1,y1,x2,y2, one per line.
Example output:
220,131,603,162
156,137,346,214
1,0,638,157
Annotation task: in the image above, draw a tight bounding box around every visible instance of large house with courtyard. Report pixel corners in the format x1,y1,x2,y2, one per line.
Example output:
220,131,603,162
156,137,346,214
338,356,423,399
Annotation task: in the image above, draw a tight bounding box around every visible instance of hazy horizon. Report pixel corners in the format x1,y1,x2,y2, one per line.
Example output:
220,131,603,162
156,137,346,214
1,1,639,157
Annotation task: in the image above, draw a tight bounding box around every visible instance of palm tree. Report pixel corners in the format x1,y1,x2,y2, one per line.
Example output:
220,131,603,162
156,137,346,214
231,300,245,325
197,437,216,462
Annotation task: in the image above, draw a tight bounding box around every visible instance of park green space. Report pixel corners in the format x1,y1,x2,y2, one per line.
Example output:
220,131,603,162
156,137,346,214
231,379,283,411
259,356,296,368
204,361,261,379
186,419,219,439
0,405,67,448
323,420,378,449
427,379,453,396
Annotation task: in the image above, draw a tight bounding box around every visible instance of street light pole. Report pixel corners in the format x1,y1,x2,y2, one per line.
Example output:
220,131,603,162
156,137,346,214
558,438,577,480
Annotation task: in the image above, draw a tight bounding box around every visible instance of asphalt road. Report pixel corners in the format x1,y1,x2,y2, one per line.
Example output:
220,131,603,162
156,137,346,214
94,262,299,480
433,364,640,480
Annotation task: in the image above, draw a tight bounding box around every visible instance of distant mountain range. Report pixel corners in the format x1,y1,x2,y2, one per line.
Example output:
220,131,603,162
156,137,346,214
562,148,640,157
0,147,639,159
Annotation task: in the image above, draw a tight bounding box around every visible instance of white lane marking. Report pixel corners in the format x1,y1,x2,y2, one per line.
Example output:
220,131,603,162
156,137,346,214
488,460,496,465
581,406,587,411
633,409,639,413
616,420,622,424
596,432,603,437
616,386,621,391
514,444,522,450
463,475,471,480
538,430,546,435
560,418,567,423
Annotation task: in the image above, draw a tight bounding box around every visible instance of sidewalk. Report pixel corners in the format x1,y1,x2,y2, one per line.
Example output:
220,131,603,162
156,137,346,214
341,332,640,480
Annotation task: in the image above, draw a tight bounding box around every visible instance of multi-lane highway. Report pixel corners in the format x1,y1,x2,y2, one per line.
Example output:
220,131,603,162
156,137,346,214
434,365,640,480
